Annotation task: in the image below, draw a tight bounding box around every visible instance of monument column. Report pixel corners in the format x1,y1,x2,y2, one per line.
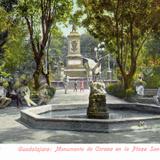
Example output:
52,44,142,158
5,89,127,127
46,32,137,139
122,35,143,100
64,25,86,78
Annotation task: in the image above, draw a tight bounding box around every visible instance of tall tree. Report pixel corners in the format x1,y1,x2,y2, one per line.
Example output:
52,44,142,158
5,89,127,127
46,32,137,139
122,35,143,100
17,0,73,89
0,7,10,59
77,0,160,91
3,22,32,75
0,0,18,59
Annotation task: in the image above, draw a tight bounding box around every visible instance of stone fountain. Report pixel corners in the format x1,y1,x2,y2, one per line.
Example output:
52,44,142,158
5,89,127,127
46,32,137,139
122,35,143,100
87,82,109,119
20,81,160,132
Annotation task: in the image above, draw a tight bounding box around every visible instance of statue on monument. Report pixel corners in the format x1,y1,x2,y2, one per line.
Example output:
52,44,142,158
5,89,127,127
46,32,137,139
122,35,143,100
72,23,77,32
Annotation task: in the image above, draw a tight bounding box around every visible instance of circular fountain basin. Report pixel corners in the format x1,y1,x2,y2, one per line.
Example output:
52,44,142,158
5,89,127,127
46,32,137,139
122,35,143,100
20,103,160,132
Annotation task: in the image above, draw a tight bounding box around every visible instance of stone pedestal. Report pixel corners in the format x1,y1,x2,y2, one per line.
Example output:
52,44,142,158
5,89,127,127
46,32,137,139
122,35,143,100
64,30,86,78
87,82,109,119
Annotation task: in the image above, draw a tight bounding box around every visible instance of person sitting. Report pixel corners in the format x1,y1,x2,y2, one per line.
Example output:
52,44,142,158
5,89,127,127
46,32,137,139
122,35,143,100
7,80,22,107
38,84,49,105
0,82,11,108
135,76,145,96
19,81,37,107
153,88,160,105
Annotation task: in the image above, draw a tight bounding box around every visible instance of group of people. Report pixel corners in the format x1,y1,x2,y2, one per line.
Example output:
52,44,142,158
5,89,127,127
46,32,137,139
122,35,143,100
0,79,37,108
73,80,85,92
63,75,85,94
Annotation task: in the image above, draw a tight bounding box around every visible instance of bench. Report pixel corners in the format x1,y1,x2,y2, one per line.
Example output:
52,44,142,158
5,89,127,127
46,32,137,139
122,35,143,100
144,89,158,97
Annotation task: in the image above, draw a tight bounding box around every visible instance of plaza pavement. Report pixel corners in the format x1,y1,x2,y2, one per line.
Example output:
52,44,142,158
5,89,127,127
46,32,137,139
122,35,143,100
0,89,160,143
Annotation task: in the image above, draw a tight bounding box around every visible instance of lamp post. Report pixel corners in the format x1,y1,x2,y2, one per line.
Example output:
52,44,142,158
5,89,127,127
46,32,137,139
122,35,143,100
94,47,98,61
93,42,105,80
95,42,113,80
107,53,112,80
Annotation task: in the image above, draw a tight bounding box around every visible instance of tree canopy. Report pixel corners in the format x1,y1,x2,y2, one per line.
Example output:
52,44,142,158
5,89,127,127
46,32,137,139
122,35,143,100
77,0,160,90
16,0,73,89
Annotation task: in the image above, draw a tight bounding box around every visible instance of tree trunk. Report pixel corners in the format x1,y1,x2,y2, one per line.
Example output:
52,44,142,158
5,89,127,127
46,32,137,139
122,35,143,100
117,58,136,91
33,57,43,90
33,69,41,90
45,73,50,86
123,75,132,90
42,69,50,86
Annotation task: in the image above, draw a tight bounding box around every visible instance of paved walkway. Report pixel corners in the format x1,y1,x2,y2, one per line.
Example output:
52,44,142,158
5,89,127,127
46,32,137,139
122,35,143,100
1,89,160,143
50,89,128,105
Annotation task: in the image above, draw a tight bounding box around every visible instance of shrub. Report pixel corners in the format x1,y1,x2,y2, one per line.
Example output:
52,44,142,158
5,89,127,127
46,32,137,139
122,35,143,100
46,86,56,98
143,67,160,88
145,74,160,88
125,88,136,98
31,86,56,104
106,82,126,98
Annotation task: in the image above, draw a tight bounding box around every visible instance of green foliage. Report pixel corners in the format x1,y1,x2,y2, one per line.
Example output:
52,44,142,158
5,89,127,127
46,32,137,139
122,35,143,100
3,23,32,73
0,0,17,12
144,67,160,88
77,0,160,90
2,80,9,88
0,7,10,58
134,79,147,87
0,64,10,78
144,33,160,67
107,82,136,98
17,0,73,41
146,75,160,88
46,86,56,98
15,0,73,89
80,33,99,58
0,7,10,32
145,33,160,58
125,88,136,98
106,82,126,98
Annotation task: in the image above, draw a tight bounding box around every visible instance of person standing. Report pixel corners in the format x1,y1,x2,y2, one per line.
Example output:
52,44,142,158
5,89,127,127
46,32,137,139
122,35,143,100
7,80,22,107
80,80,84,92
73,80,78,92
63,75,69,94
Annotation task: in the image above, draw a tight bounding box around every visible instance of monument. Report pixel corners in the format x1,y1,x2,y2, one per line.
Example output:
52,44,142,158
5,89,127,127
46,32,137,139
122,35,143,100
64,25,87,78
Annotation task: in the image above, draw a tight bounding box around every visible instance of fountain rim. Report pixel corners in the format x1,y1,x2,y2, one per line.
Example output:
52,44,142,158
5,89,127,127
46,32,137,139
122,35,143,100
20,103,160,123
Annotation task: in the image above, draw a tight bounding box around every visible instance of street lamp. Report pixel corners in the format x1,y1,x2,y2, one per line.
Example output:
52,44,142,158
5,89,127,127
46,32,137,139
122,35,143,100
93,42,105,80
107,54,112,80
95,42,113,80
94,47,98,60
94,42,105,60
